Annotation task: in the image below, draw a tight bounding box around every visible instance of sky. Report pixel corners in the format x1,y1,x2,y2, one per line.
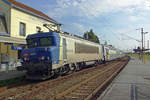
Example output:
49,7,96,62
16,0,150,51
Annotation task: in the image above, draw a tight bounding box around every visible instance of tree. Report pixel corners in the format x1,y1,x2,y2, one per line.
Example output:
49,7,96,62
83,29,100,43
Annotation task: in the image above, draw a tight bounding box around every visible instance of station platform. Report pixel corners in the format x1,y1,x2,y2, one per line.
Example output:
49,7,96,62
98,57,150,100
0,70,26,81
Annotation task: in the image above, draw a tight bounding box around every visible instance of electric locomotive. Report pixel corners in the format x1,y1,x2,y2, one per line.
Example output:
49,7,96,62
21,31,104,80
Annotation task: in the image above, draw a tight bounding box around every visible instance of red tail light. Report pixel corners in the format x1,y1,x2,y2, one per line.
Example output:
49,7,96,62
26,58,29,61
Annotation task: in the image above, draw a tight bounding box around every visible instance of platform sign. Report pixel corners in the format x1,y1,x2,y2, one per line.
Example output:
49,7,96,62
11,46,24,50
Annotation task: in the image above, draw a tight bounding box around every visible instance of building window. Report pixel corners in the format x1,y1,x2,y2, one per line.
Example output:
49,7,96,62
36,26,41,32
19,22,26,36
0,16,7,33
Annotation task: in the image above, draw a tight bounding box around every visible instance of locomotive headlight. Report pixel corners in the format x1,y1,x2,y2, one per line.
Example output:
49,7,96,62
39,56,45,61
24,57,29,61
41,56,44,60
47,57,50,60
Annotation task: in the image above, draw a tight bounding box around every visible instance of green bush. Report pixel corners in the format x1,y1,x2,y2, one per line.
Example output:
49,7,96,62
0,76,25,87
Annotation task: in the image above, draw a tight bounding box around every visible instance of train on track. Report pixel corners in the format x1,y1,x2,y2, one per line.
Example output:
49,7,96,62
20,31,123,80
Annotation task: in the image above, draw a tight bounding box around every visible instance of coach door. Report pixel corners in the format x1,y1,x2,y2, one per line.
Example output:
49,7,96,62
63,38,67,60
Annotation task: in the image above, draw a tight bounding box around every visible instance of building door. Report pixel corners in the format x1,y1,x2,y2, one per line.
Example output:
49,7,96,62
18,50,21,59
63,38,67,60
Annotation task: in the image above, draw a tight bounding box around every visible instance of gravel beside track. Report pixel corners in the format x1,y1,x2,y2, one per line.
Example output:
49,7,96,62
0,56,130,100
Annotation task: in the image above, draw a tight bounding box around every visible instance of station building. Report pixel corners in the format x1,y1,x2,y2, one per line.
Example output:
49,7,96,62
0,0,61,69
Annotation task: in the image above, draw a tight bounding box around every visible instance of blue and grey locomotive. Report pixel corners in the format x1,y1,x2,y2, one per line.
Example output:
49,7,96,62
21,31,122,80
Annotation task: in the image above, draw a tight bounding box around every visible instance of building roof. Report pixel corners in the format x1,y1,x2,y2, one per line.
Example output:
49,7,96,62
6,0,57,24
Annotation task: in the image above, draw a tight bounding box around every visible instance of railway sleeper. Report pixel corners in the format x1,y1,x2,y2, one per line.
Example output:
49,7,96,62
70,92,89,96
66,92,89,99
79,86,95,91
64,94,85,100
82,85,98,89
73,89,90,94
86,81,100,84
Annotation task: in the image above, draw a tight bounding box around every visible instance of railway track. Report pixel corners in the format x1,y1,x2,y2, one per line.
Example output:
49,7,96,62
50,57,129,100
0,62,110,100
0,56,130,100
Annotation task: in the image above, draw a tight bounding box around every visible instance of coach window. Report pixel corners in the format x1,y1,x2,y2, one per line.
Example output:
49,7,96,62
19,22,26,36
0,15,8,34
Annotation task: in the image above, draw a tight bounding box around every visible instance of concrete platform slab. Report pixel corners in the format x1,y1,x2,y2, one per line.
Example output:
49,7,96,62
0,70,26,81
97,57,150,100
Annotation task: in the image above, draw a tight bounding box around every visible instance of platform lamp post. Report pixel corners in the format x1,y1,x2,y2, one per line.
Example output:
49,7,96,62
148,40,149,53
136,28,143,61
143,32,148,64
136,28,148,63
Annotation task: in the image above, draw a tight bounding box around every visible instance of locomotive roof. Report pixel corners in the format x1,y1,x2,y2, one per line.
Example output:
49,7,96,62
60,32,101,45
26,32,101,46
26,32,59,39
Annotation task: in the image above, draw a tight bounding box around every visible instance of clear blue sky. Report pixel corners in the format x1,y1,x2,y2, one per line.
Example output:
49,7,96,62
16,0,150,51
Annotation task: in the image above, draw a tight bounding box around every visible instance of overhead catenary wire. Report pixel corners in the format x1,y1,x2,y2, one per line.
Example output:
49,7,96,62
96,15,136,50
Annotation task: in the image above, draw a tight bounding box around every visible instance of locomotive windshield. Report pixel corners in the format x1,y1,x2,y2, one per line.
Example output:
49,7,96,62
39,37,53,47
27,37,53,48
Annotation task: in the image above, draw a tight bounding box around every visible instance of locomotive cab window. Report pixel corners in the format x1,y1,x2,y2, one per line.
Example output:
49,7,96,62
39,37,53,47
27,38,37,48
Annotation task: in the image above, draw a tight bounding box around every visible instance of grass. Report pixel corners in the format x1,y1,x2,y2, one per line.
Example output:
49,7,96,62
126,53,139,58
147,55,150,61
0,76,25,87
